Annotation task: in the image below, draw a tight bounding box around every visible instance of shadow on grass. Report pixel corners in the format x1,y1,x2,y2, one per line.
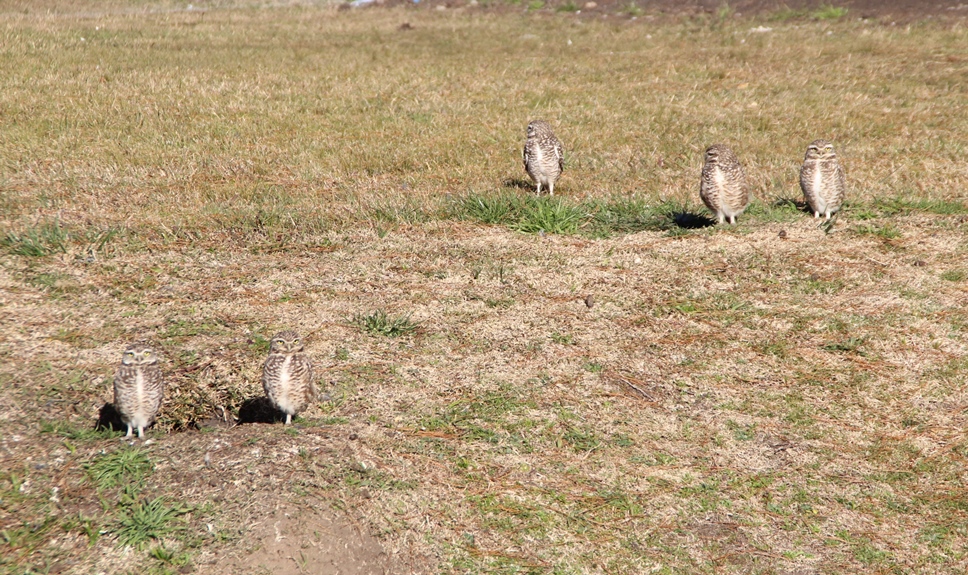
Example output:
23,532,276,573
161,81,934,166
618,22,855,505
501,177,534,191
773,196,812,215
672,211,716,229
95,403,126,434
238,396,284,425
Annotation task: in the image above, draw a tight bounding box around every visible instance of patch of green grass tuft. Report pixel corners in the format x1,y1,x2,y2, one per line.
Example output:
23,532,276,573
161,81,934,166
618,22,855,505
85,448,153,491
822,337,866,354
40,421,117,441
562,425,601,452
352,309,420,337
855,223,901,240
454,192,523,225
113,497,191,549
556,0,579,11
512,197,585,235
812,4,848,20
941,269,966,282
2,221,70,256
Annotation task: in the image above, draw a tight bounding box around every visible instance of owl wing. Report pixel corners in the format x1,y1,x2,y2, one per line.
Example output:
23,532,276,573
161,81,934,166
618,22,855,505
737,163,750,205
699,172,714,209
522,142,530,170
307,360,318,402
147,365,165,413
554,139,565,173
835,162,847,197
261,358,273,396
294,354,317,402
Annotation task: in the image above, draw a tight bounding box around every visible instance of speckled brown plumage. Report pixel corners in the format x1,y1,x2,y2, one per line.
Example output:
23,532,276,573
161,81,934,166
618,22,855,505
113,343,164,439
262,330,316,425
800,139,846,220
523,120,565,196
700,144,749,225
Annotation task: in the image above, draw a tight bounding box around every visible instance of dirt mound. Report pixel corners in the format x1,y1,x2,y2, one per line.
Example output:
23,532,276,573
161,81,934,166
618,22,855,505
198,502,393,575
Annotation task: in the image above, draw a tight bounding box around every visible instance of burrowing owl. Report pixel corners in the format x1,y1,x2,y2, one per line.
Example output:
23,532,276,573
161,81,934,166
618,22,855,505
700,144,749,225
800,139,846,220
262,330,316,425
113,343,164,439
523,120,564,196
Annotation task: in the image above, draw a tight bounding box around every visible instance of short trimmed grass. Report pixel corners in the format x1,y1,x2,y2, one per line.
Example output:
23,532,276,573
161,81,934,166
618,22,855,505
2,3,967,575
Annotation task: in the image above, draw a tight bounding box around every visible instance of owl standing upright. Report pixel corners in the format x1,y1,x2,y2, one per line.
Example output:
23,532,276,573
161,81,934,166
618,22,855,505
700,144,749,225
262,330,316,425
523,120,564,196
113,343,165,439
799,139,846,220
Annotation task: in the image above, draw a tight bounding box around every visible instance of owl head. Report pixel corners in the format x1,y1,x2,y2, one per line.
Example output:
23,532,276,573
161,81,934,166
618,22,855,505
527,120,552,138
121,344,158,366
269,330,304,354
804,139,836,160
703,144,735,164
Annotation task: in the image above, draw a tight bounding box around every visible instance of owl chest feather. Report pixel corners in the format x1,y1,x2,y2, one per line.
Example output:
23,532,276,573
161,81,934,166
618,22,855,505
714,167,728,192
135,370,145,403
813,163,824,193
272,356,300,414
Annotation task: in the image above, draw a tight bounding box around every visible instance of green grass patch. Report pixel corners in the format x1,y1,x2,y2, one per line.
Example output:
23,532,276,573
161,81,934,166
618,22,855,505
85,448,153,491
453,193,693,237
941,269,966,282
351,309,420,337
812,5,848,20
2,221,70,256
113,497,191,550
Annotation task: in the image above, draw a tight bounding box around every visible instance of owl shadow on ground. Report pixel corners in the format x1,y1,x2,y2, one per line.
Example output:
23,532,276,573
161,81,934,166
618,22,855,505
671,211,716,229
238,396,285,425
95,403,125,433
502,177,534,190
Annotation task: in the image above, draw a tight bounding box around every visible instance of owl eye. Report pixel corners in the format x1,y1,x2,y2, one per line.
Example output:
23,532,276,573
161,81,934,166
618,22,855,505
292,339,300,344
143,351,151,356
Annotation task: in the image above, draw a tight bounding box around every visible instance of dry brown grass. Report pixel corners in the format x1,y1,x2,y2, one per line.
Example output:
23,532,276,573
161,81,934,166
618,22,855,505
1,3,968,574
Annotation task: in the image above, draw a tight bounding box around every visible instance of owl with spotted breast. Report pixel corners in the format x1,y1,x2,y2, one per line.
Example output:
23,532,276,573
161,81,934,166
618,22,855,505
262,330,316,425
113,343,165,439
523,120,565,196
700,144,749,225
799,139,846,220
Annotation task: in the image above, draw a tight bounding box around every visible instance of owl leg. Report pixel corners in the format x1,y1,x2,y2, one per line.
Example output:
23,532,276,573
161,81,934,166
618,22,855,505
814,211,821,219
548,180,555,197
717,213,725,225
285,413,292,425
137,426,145,439
125,424,133,438
535,182,542,195
728,215,737,225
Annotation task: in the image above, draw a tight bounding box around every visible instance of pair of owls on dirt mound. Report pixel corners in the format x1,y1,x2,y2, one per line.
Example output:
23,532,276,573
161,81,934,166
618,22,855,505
113,331,314,438
524,121,846,223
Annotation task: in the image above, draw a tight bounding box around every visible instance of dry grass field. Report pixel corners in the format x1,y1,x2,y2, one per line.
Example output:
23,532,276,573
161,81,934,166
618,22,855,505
1,1,967,574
